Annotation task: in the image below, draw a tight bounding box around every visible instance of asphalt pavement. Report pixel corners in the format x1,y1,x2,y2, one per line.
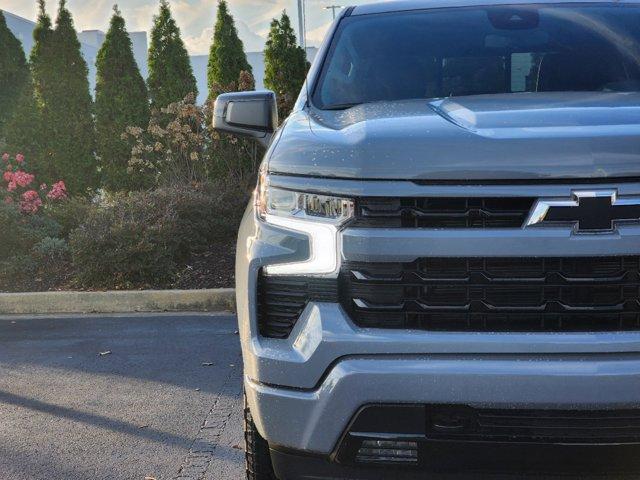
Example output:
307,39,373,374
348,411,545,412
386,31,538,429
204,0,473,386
0,313,244,480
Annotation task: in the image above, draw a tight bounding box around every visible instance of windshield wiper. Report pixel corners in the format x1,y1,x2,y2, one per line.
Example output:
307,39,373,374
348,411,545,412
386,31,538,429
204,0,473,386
322,102,363,111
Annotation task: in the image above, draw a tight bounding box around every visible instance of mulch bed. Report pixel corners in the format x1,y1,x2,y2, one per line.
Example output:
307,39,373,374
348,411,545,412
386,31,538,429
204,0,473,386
172,241,237,290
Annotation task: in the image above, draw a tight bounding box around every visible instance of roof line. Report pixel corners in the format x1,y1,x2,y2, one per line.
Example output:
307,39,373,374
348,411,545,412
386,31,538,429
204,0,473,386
353,0,640,15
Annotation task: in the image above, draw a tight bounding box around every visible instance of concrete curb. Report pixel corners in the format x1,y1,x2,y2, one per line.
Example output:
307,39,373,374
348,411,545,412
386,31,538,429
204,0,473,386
0,289,236,315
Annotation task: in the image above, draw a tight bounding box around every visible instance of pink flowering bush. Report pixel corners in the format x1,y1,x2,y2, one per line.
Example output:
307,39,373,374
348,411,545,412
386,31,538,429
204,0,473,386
20,190,43,214
1,153,67,214
0,153,73,292
47,181,69,201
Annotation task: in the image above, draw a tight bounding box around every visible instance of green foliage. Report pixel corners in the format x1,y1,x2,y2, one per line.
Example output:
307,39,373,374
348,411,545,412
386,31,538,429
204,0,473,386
0,201,64,285
26,0,55,177
0,201,71,291
167,182,248,251
25,212,63,240
0,11,30,138
147,1,198,109
45,196,92,238
208,0,253,95
31,1,54,73
264,11,308,118
48,1,97,193
69,183,247,289
0,202,36,258
32,236,70,265
0,255,38,287
70,191,179,288
30,0,97,194
3,74,42,163
96,6,150,191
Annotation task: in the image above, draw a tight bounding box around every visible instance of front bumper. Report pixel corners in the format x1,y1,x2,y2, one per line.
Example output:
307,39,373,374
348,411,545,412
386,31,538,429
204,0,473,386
245,353,640,454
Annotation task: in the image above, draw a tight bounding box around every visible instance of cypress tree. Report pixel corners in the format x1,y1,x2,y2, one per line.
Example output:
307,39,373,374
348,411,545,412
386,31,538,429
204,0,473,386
264,11,308,118
148,0,198,109
43,0,97,193
19,0,55,180
207,2,257,184
96,6,150,191
0,10,30,139
208,0,252,94
31,0,55,109
3,74,41,163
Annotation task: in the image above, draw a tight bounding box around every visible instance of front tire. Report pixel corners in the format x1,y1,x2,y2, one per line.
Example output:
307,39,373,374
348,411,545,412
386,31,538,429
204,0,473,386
245,394,277,480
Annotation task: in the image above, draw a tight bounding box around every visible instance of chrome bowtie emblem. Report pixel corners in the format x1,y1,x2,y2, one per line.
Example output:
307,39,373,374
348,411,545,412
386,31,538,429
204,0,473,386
525,190,640,232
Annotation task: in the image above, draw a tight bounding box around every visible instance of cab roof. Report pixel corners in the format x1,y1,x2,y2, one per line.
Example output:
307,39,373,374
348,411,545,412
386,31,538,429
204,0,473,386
352,0,640,16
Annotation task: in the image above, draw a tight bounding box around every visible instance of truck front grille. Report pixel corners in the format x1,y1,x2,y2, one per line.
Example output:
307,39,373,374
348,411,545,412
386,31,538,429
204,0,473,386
341,256,640,332
257,272,338,338
426,406,640,443
352,197,535,228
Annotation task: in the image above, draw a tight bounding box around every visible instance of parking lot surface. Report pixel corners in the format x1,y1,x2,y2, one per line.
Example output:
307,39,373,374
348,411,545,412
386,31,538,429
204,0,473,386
0,313,243,480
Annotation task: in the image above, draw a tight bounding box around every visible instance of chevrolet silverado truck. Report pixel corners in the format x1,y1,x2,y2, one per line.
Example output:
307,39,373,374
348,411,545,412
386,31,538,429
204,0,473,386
213,1,640,478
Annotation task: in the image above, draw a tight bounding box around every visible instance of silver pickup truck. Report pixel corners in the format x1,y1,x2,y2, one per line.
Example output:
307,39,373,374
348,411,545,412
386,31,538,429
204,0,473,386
214,1,640,478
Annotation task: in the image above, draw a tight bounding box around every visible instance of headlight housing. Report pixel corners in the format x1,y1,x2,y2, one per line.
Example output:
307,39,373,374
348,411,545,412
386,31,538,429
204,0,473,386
257,174,354,224
256,171,354,276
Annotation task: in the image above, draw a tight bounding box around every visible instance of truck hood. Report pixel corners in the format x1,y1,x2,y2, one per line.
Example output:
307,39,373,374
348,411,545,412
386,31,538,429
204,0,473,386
268,92,640,181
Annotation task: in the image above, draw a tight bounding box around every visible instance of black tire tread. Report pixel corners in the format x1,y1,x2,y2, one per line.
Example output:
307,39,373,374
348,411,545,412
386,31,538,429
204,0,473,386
245,394,277,480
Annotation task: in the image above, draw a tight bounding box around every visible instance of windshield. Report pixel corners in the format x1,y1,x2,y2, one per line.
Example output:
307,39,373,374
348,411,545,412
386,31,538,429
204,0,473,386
313,4,640,109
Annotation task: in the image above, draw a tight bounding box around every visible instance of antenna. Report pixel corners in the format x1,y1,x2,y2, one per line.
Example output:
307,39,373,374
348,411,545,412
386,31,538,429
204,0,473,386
324,5,343,20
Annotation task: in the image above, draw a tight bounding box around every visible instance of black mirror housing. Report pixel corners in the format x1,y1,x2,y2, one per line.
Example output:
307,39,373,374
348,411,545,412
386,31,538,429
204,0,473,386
213,91,279,147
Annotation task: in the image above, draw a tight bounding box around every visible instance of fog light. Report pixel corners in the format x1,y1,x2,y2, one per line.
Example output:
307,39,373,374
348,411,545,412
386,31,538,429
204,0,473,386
356,440,419,464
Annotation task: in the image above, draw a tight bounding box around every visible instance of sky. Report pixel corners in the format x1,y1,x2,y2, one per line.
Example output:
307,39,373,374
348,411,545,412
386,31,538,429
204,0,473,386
0,0,378,54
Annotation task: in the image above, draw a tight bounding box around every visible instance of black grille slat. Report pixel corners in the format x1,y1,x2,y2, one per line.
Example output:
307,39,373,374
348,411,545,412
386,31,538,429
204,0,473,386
353,197,535,229
257,272,339,339
341,256,640,332
424,407,640,443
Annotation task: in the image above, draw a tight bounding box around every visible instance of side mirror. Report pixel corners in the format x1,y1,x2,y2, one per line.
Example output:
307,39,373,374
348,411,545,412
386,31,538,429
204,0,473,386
213,91,279,147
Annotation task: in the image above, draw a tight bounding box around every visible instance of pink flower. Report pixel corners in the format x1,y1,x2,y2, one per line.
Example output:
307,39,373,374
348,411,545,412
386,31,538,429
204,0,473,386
1,153,9,163
15,154,24,164
3,171,13,183
47,181,68,201
19,190,42,214
12,170,35,188
22,190,39,201
6,164,12,171
7,181,17,192
4,196,13,205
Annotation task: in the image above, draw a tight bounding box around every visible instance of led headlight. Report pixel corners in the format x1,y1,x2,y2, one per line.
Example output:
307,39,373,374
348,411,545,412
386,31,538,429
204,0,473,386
256,171,354,276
